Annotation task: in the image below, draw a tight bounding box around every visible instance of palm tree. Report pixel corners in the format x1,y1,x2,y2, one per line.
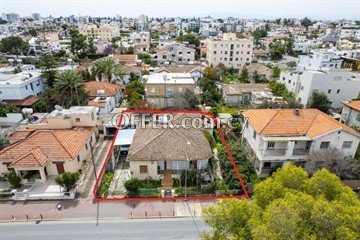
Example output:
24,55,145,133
54,70,87,107
90,57,123,82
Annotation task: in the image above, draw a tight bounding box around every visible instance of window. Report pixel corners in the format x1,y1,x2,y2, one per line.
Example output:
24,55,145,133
263,162,271,168
213,51,217,54
337,89,340,94
85,143,88,150
320,142,330,149
253,131,257,139
77,156,81,162
342,141,352,149
267,142,275,150
140,165,148,174
75,118,80,122
245,121,249,128
0,91,2,94
328,89,331,94
357,114,360,121
334,77,342,81
288,80,291,84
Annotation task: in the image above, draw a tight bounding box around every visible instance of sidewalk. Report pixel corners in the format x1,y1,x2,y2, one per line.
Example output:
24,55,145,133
0,199,215,222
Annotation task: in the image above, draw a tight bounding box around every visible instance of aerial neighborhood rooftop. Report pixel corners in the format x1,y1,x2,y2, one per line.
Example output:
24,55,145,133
0,6,359,238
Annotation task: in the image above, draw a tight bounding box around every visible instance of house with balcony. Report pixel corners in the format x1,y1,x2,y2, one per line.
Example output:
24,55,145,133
152,42,196,65
145,73,196,109
242,109,360,177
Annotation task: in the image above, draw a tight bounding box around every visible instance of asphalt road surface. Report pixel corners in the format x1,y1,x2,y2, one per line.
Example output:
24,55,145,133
0,218,209,240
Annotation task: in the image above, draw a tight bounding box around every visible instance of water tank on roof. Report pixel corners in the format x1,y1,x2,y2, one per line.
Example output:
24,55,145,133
22,108,33,115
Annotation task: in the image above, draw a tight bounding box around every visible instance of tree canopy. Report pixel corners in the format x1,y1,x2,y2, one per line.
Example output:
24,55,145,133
0,36,29,55
202,163,360,240
307,91,331,113
176,34,200,47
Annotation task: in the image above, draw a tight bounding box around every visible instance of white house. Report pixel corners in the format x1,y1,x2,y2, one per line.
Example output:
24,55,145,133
340,100,360,127
153,42,196,65
296,50,342,71
242,109,360,177
279,68,360,108
0,71,43,101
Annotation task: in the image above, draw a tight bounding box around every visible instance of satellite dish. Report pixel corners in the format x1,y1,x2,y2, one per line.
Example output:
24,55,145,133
55,105,63,111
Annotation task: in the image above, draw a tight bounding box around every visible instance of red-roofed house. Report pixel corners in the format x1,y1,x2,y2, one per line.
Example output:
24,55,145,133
242,109,360,177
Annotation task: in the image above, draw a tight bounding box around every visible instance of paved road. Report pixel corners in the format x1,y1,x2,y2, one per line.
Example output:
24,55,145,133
0,218,209,240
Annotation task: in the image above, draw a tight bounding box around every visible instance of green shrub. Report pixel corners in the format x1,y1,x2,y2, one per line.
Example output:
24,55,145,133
97,171,114,197
7,171,22,189
203,130,216,149
124,178,143,197
55,172,80,192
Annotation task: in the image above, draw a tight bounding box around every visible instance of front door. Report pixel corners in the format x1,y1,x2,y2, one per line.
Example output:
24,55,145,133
55,163,65,174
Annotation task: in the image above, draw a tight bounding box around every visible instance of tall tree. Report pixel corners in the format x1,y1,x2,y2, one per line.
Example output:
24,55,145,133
0,36,29,55
54,70,88,107
91,57,122,82
38,53,58,88
239,67,249,83
307,91,331,113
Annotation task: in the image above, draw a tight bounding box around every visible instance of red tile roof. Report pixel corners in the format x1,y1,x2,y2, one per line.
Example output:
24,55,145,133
242,109,359,138
343,100,360,112
85,81,121,98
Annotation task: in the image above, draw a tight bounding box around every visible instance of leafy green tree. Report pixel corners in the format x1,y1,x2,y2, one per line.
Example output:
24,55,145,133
70,28,88,58
176,34,200,47
38,53,58,88
28,29,38,37
181,89,199,109
253,71,261,83
252,28,268,45
301,17,312,30
0,36,29,55
307,91,331,113
239,67,249,83
269,81,293,98
54,70,88,107
55,172,80,192
202,164,360,240
125,80,145,108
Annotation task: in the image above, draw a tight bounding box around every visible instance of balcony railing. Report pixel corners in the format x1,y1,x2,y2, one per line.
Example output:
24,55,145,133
263,148,310,157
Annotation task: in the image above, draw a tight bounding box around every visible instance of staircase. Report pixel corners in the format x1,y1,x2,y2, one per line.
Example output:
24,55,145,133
161,170,173,189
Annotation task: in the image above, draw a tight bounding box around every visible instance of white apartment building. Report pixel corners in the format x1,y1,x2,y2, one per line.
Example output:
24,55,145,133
206,33,253,69
279,68,360,108
242,109,360,177
153,42,195,65
340,100,360,127
339,27,360,39
0,71,43,101
292,41,312,54
296,50,342,71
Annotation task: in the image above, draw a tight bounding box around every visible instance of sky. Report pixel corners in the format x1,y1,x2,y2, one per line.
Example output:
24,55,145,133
0,0,359,20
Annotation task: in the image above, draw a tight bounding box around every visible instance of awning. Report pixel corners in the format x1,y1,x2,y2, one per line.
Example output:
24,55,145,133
114,129,136,146
261,136,311,142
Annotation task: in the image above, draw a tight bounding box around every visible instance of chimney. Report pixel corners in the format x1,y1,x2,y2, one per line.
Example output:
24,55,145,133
294,109,300,116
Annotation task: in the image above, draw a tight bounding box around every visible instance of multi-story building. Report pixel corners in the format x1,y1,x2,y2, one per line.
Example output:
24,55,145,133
242,109,360,177
2,12,20,22
130,31,151,53
145,73,196,108
339,27,360,39
78,24,120,42
337,37,360,50
279,68,360,108
296,50,342,71
136,14,148,31
206,33,253,69
153,42,196,65
340,100,360,127
0,71,43,102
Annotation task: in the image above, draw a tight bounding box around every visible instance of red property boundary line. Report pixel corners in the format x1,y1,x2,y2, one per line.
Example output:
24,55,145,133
92,109,249,202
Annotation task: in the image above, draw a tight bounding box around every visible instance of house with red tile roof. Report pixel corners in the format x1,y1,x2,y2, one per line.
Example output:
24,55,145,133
341,100,360,127
85,81,122,114
0,106,98,182
242,109,360,177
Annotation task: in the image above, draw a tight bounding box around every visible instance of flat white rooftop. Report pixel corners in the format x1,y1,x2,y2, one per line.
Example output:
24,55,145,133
146,73,195,84
0,71,40,85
